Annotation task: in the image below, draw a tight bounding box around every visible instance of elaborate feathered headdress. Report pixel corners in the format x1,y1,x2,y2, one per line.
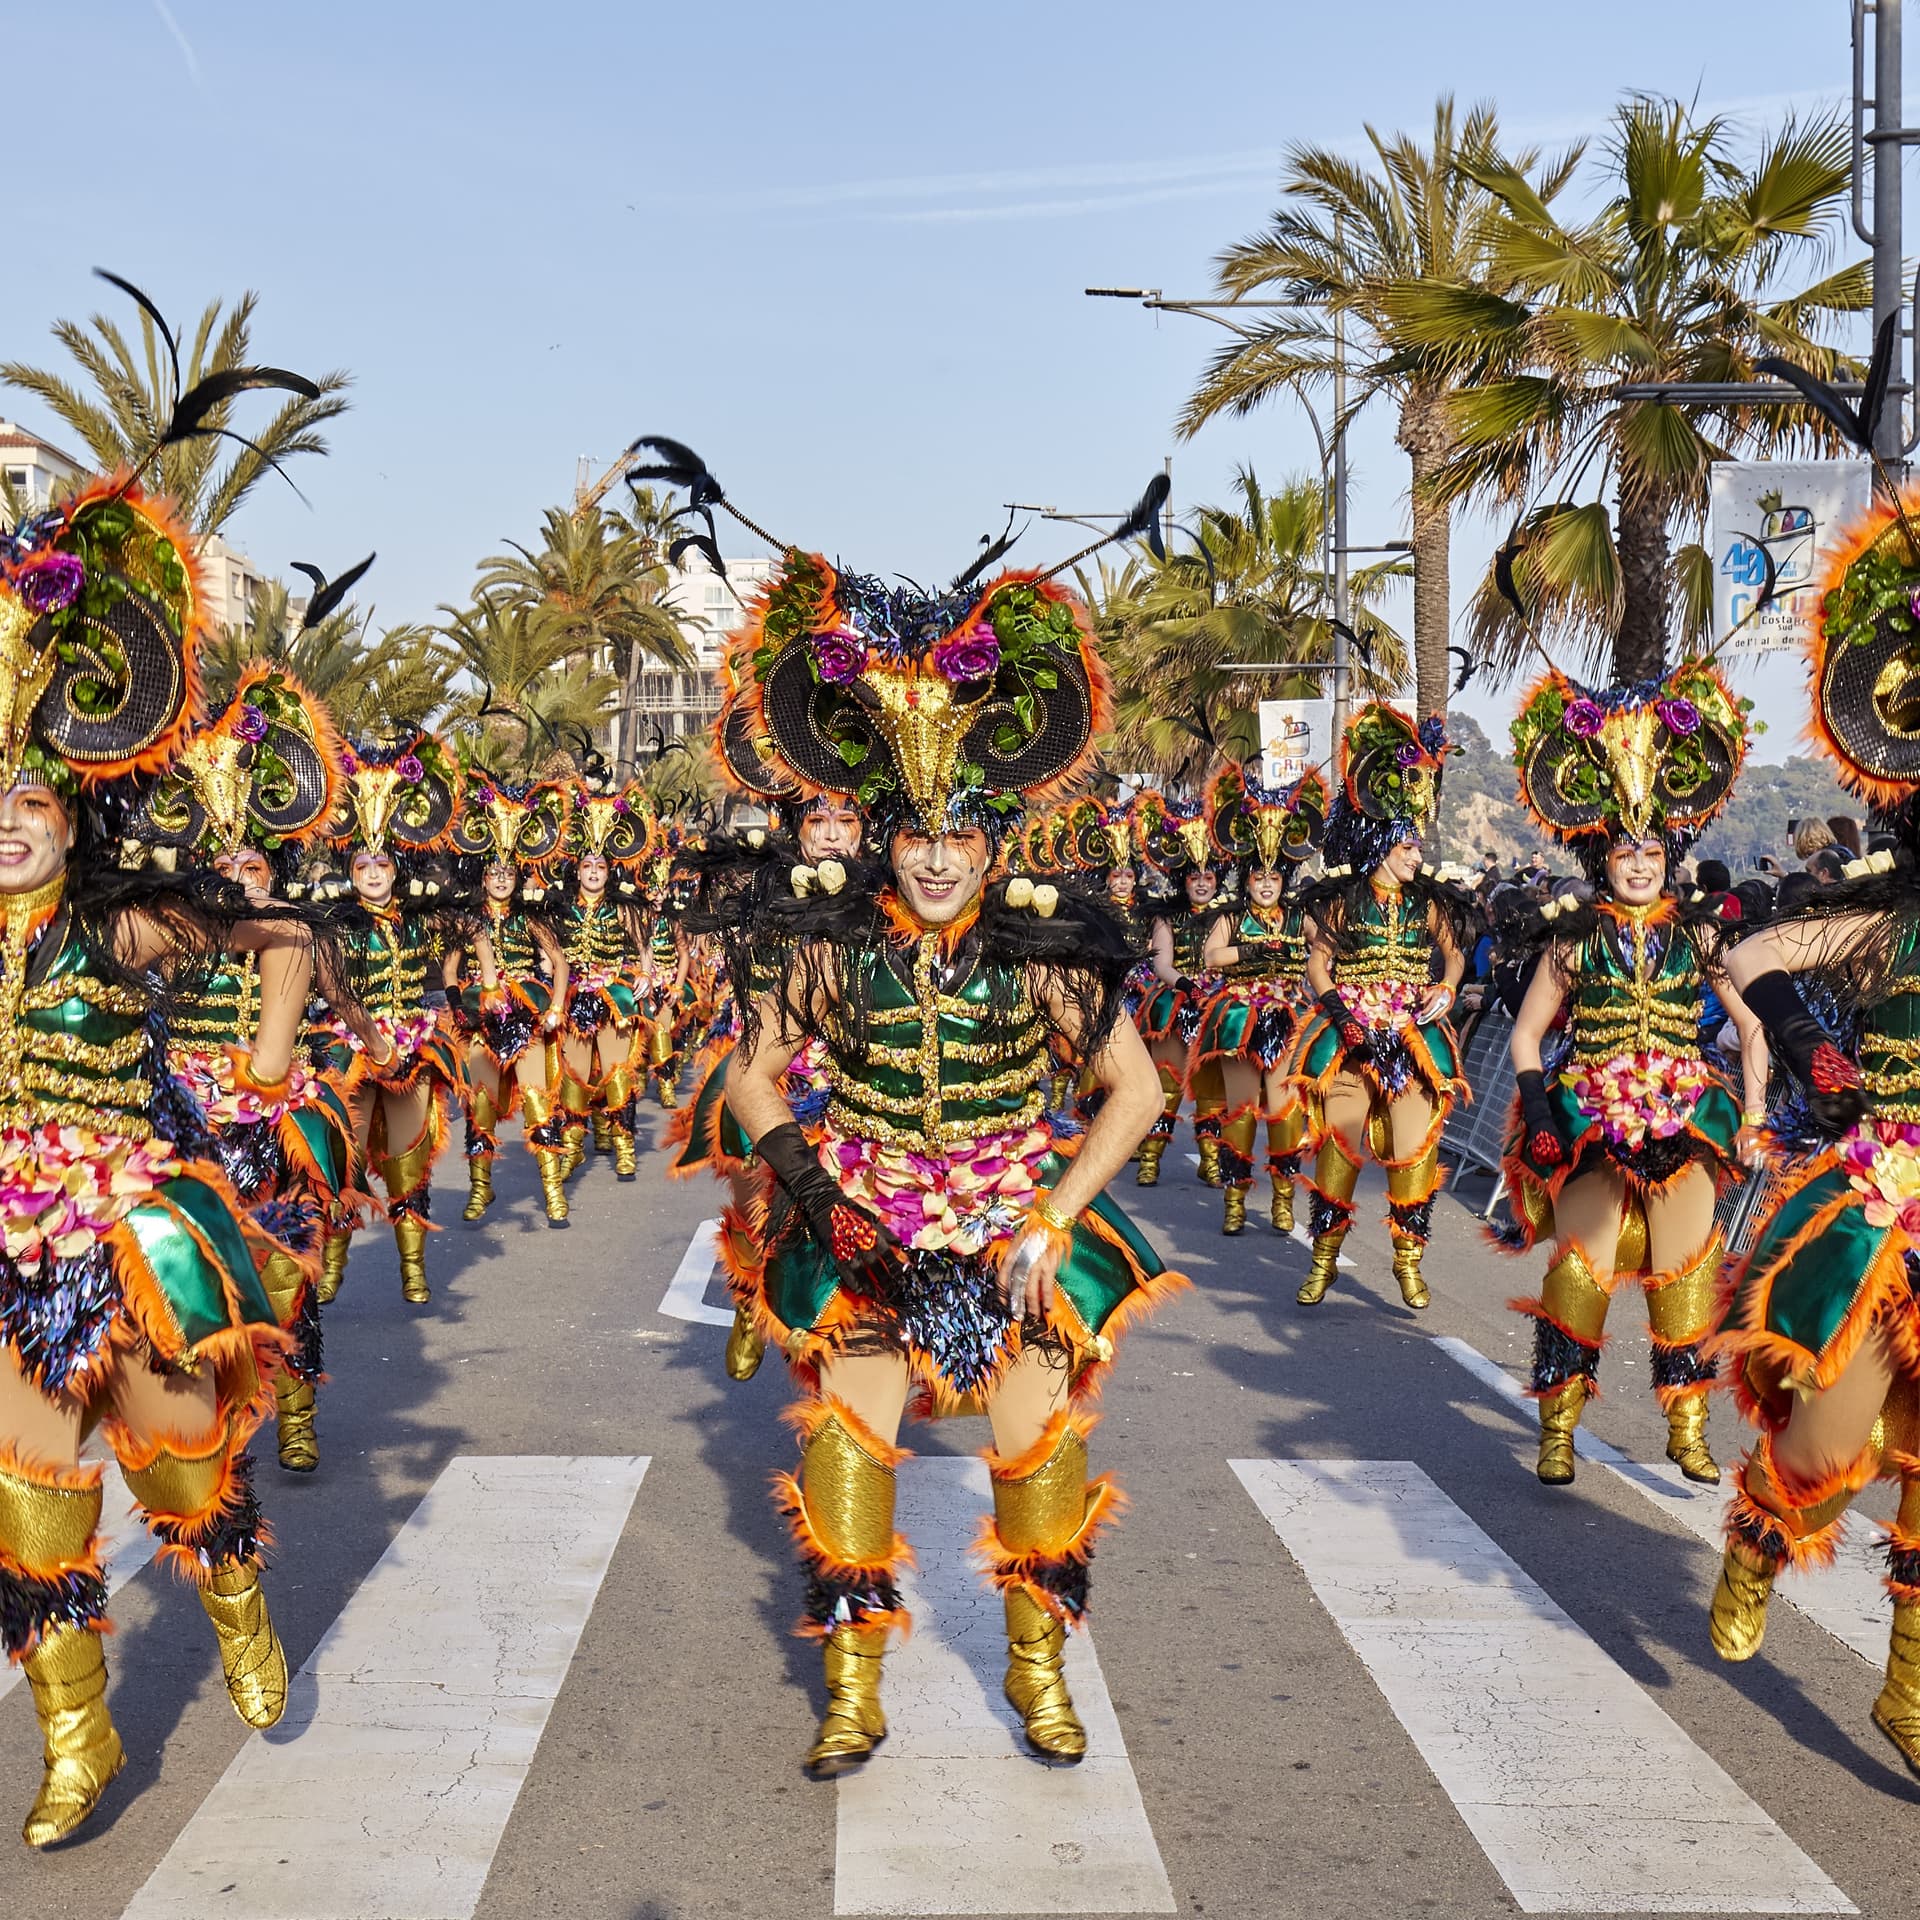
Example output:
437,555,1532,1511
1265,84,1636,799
564,779,656,864
1133,788,1215,876
1511,662,1748,848
449,771,571,870
1207,764,1328,873
132,666,340,858
325,732,462,858
1322,704,1455,872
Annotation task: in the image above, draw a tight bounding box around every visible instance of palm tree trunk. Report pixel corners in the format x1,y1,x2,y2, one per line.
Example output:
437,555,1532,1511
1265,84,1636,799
1612,483,1673,683
1397,387,1452,716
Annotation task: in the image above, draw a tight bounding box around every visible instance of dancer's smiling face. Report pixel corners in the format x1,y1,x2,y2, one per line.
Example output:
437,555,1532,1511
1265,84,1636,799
1108,866,1136,905
1608,836,1666,906
1248,867,1284,908
891,827,989,926
1379,838,1422,888
350,849,396,906
1185,868,1218,906
0,783,72,894
483,860,517,902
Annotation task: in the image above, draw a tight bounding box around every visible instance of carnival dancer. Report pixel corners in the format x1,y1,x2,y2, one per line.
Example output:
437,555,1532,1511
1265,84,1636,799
444,773,572,1225
1499,665,1763,1484
661,442,1185,1779
674,773,867,1384
553,780,653,1178
640,832,694,1109
1703,482,1920,1774
1192,766,1328,1234
1287,705,1467,1308
0,472,317,1844
133,668,358,1473
1134,793,1230,1185
312,733,469,1306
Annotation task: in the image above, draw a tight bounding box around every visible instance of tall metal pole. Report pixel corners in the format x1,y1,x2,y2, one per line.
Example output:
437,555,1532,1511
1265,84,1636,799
1876,0,1906,465
1331,219,1351,746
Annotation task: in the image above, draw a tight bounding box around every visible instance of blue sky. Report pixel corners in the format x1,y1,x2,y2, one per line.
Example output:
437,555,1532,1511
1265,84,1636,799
5,1,1896,757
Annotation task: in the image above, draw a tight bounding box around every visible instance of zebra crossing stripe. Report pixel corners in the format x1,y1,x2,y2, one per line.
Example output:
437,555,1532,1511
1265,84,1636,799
658,1216,734,1326
0,1466,156,1706
1432,1335,1893,1665
1232,1458,1855,1916
834,1457,1175,1916
120,1454,649,1920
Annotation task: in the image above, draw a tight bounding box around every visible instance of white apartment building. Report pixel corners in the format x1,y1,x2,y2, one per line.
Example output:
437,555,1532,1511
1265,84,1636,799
0,418,83,520
637,550,780,740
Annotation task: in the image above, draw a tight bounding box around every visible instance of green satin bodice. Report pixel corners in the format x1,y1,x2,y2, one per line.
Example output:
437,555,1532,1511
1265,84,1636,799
559,899,634,975
1221,906,1293,984
1164,906,1221,977
478,905,541,981
175,952,260,1052
1336,884,1432,989
343,908,437,1024
824,934,1046,1149
1862,953,1920,1118
1566,906,1703,1064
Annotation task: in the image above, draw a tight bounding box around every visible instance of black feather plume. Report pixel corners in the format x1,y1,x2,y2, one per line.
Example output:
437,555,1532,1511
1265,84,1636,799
93,270,180,410
1113,472,1171,560
626,436,725,510
295,553,376,631
1448,645,1480,694
950,510,1024,593
164,367,323,446
668,532,728,580
1493,524,1528,619
1754,332,1882,450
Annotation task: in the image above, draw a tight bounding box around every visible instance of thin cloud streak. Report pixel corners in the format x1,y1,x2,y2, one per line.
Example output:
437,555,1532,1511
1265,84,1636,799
151,0,202,85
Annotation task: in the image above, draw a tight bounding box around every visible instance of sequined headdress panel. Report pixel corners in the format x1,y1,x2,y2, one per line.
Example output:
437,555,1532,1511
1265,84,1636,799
325,732,462,857
449,772,571,870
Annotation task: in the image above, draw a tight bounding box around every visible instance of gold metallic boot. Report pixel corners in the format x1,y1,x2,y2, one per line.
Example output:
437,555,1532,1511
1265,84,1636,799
462,1088,498,1220
986,1418,1102,1762
1385,1142,1442,1309
1296,1141,1359,1306
1390,1238,1429,1310
520,1086,570,1226
197,1562,289,1730
259,1251,319,1474
381,1131,436,1305
21,1626,124,1848
1664,1396,1719,1485
1536,1378,1588,1485
1195,1129,1224,1187
1220,1108,1258,1237
1708,1540,1779,1663
786,1406,907,1777
602,1066,639,1178
1270,1175,1294,1233
591,1112,614,1153
560,1075,591,1177
1873,1601,1920,1775
809,1626,888,1776
1137,1066,1180,1186
314,1229,350,1305
1135,1131,1169,1186
1647,1235,1723,1483
725,1301,765,1381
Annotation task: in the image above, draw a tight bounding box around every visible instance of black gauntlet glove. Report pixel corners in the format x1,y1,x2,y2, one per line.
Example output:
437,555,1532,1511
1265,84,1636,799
754,1120,902,1291
1515,1068,1569,1174
1739,969,1867,1135
1318,988,1372,1061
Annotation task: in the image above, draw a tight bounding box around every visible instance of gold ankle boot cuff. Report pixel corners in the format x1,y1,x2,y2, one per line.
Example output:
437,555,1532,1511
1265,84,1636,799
807,1624,889,1775
1003,1586,1086,1760
21,1625,124,1847
275,1377,319,1473
392,1215,430,1303
198,1561,288,1730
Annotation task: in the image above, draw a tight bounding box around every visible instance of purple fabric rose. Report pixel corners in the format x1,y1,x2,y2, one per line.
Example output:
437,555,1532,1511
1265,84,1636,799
613,795,630,814
931,627,1002,683
339,747,359,774
396,753,426,783
476,783,497,804
811,628,867,684
1563,698,1604,738
1656,696,1700,737
1394,742,1421,769
14,552,84,615
234,703,269,742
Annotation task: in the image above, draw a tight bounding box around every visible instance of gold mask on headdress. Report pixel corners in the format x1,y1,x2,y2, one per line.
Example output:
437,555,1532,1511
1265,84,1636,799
0,593,59,798
1593,703,1662,842
174,730,254,856
1250,806,1289,871
1175,815,1212,867
862,662,971,832
343,766,406,856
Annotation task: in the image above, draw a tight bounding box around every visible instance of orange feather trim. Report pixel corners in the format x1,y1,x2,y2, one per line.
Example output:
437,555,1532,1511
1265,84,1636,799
771,1466,915,1642
971,1477,1126,1623
1727,1434,1880,1572
108,1420,275,1588
781,1393,915,1470
983,1406,1100,1482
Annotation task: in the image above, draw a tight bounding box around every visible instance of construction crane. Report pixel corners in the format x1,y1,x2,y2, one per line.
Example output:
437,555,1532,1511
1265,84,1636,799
571,436,647,519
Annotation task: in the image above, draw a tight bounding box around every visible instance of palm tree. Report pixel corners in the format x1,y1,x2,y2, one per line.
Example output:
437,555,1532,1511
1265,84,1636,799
205,584,452,737
474,498,691,775
1095,469,1408,785
1,292,350,536
1406,97,1866,682
1178,98,1575,714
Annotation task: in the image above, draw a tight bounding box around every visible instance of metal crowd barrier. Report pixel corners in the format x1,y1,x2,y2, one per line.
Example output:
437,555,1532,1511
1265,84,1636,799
1442,1004,1517,1215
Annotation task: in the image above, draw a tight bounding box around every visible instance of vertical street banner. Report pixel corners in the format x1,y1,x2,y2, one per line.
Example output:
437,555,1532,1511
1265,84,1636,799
1709,460,1871,655
1258,696,1331,789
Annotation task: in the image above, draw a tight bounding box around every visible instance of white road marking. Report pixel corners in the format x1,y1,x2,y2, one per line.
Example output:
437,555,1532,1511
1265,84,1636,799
121,1454,649,1920
1433,1335,1892,1665
835,1457,1174,1916
1233,1458,1855,1916
0,1465,156,1705
657,1216,733,1326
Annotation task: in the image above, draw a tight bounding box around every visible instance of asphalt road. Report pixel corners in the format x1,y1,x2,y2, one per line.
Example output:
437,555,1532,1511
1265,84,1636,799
2,1114,1917,1920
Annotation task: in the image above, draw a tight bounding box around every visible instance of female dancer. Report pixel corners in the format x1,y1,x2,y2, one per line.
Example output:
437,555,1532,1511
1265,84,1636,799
1500,666,1763,1484
709,498,1183,1777
1192,766,1327,1234
313,733,468,1306
1287,705,1467,1308
135,668,357,1473
553,782,654,1179
0,480,313,1842
445,774,572,1225
1706,489,1920,1773
1133,794,1229,1185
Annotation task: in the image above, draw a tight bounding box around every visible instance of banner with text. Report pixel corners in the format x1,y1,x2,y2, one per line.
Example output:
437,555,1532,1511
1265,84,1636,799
1709,460,1871,655
1258,697,1332,790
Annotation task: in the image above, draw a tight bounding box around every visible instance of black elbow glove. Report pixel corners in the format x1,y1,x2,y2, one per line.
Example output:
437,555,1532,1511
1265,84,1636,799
1739,968,1866,1133
1318,988,1372,1060
754,1120,902,1290
1515,1068,1569,1174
